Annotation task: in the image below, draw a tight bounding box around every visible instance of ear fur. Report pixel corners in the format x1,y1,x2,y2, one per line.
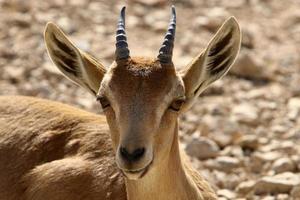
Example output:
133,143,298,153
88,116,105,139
181,17,241,110
44,22,106,95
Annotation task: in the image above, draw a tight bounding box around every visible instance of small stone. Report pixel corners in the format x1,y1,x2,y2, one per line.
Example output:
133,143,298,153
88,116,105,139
237,135,259,150
43,61,61,75
5,66,25,81
152,21,168,32
144,10,168,28
287,98,300,120
230,50,270,79
57,17,76,34
291,185,300,198
261,196,275,200
272,158,296,174
75,92,94,109
130,0,167,6
185,136,220,160
241,27,255,49
221,146,244,158
231,103,259,126
271,125,288,135
127,16,140,28
6,0,30,12
215,156,241,172
50,0,66,7
254,172,300,194
206,7,229,18
280,141,298,154
195,16,221,32
276,194,290,200
236,180,256,194
10,13,31,28
217,189,236,199
204,156,241,172
195,8,229,32
213,171,242,189
210,132,232,148
296,158,300,171
73,39,91,52
253,151,282,163
69,0,88,6
250,152,282,173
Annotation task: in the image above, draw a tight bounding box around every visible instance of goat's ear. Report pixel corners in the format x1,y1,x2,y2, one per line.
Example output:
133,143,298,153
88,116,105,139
181,17,241,111
44,22,106,96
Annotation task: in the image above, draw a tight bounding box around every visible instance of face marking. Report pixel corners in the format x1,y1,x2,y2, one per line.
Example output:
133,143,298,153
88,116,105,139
103,58,182,113
98,57,184,178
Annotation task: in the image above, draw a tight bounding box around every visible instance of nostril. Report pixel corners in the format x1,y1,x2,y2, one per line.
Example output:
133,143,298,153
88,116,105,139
132,148,145,161
120,147,129,159
119,147,145,162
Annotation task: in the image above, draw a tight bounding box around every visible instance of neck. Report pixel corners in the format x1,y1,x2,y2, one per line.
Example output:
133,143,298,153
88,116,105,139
125,123,204,200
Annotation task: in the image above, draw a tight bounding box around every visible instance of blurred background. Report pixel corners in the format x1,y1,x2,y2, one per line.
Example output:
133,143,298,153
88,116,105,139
1,0,300,199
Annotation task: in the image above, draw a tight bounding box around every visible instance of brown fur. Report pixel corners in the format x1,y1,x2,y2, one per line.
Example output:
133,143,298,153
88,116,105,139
0,95,217,200
0,96,126,200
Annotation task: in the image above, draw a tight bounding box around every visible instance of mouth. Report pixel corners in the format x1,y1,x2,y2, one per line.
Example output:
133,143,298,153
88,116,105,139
121,160,153,180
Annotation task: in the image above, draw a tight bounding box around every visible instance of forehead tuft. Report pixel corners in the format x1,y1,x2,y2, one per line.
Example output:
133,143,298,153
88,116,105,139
113,56,176,77
101,56,184,102
130,56,159,67
128,57,161,76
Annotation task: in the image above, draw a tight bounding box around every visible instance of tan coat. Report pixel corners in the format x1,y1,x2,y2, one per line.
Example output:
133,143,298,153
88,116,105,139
0,96,126,200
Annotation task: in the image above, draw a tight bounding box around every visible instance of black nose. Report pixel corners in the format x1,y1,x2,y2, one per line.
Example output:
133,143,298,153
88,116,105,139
120,147,145,162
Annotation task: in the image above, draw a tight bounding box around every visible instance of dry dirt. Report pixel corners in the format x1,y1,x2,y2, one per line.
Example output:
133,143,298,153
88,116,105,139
1,0,300,199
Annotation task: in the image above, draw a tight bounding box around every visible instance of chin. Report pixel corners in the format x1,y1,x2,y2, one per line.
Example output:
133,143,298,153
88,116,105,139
123,170,145,180
121,160,153,180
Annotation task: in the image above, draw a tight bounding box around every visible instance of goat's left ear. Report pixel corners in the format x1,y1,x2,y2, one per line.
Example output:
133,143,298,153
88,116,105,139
181,17,241,111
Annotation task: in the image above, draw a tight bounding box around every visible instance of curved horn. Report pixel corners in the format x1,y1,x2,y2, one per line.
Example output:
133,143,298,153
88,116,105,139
115,6,130,60
157,5,176,64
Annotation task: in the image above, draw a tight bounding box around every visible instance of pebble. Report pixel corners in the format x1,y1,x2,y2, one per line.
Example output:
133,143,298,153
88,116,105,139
195,16,222,32
254,172,300,194
217,189,237,199
236,180,256,195
241,27,255,49
272,158,296,174
231,103,259,126
42,61,62,76
73,38,91,52
253,151,282,163
230,50,269,79
287,98,300,120
130,0,167,6
276,194,290,200
221,146,244,158
185,136,220,160
236,135,259,150
291,185,300,198
215,156,241,172
57,17,76,34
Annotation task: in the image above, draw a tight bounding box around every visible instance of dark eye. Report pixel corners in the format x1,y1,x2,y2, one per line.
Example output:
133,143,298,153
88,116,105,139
169,98,185,112
97,96,111,109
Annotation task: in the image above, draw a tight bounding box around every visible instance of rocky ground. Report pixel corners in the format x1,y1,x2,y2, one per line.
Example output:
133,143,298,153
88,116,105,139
1,0,300,199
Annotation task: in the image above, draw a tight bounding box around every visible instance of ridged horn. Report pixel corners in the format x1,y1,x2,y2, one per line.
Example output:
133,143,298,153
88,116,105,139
115,6,130,60
157,5,176,64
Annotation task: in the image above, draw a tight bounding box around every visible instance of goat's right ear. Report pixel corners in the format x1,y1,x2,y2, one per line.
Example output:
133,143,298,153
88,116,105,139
44,22,106,96
181,17,241,111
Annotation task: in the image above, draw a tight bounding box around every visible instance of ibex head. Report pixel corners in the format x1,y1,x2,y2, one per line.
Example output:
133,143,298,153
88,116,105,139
44,6,241,180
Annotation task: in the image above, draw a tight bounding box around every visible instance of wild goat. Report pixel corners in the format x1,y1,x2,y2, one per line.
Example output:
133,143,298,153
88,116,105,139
0,6,241,200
